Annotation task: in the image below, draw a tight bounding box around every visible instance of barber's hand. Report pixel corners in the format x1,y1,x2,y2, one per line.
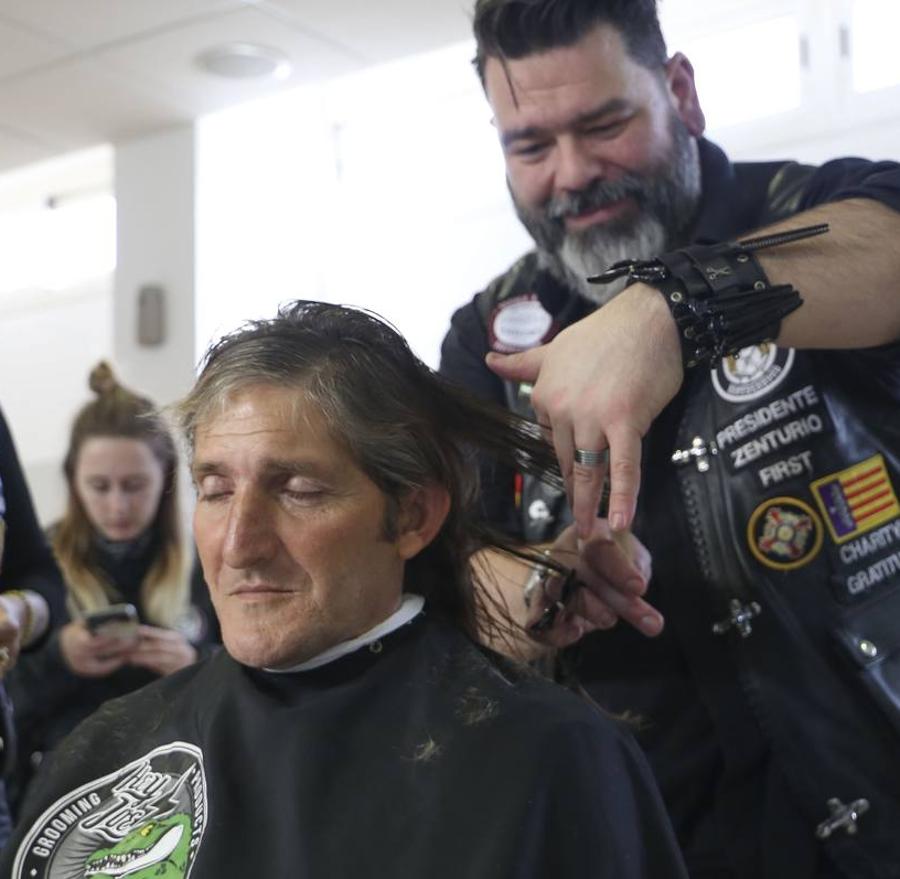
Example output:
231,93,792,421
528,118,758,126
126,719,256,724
128,625,197,676
60,621,133,678
529,520,661,649
487,282,682,538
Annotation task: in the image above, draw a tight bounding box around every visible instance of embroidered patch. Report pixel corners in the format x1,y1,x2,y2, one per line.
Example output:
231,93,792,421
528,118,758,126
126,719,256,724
811,454,900,544
714,383,834,476
711,344,795,402
488,294,553,353
747,496,824,570
840,543,900,600
13,742,207,879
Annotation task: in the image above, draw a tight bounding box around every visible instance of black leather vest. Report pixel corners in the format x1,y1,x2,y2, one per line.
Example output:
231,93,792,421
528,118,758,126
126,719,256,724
475,162,900,876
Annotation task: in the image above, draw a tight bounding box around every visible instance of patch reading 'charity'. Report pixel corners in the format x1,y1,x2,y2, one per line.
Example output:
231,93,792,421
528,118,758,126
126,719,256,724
711,344,795,402
12,742,207,879
488,294,554,353
811,454,900,544
747,496,824,571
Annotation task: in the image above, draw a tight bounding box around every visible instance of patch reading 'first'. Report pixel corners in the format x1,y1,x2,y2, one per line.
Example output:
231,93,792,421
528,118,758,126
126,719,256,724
747,496,824,571
489,294,553,353
13,742,207,879
811,454,900,544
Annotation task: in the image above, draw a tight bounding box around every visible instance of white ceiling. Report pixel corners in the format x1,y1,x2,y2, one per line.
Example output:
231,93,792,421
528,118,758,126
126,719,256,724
0,0,474,174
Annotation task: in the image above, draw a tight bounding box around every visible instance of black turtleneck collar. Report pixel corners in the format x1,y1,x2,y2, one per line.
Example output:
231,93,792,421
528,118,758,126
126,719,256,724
92,528,160,607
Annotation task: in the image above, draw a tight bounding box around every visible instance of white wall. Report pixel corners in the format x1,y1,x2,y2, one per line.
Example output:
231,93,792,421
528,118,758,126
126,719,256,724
0,277,113,524
114,125,197,407
196,42,533,369
0,127,198,526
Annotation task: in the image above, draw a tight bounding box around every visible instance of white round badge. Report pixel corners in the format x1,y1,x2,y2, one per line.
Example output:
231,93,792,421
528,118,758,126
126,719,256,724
490,296,553,353
711,344,795,402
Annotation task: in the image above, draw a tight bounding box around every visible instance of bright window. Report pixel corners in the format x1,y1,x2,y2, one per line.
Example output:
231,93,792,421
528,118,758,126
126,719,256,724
0,147,115,295
850,0,900,93
197,41,530,367
682,15,803,128
0,194,116,294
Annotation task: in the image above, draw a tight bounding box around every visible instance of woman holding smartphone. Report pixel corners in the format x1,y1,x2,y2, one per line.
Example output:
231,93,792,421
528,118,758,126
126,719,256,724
6,363,217,815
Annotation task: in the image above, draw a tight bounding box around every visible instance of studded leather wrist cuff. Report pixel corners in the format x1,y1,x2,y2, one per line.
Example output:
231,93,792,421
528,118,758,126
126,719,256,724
590,223,828,369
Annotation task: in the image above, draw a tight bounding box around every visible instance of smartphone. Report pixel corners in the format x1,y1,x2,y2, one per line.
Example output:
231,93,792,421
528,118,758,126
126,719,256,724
84,603,139,643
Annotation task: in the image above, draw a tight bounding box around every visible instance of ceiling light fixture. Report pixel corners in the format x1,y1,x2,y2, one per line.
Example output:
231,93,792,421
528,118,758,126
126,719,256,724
195,42,292,81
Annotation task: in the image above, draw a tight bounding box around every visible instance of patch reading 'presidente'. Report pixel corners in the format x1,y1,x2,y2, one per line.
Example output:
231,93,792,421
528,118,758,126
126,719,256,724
711,344,795,402
747,496,824,571
811,454,900,544
12,742,207,879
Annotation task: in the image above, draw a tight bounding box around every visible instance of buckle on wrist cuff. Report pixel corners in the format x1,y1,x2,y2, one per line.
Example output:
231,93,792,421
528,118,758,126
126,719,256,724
590,223,828,369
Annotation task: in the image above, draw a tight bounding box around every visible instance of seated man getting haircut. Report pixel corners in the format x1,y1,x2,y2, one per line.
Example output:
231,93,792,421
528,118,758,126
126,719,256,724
3,301,685,879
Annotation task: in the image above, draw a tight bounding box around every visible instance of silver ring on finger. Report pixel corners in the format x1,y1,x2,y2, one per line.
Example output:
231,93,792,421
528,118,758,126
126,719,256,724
574,448,608,467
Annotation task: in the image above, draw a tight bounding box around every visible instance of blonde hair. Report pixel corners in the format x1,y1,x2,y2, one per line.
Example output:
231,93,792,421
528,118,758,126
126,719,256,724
53,361,190,628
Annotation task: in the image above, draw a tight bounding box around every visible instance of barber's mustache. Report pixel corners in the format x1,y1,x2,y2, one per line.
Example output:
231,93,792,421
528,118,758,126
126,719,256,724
546,175,646,222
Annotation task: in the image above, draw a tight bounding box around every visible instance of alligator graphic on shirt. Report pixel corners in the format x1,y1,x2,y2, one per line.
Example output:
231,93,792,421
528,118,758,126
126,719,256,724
83,814,192,878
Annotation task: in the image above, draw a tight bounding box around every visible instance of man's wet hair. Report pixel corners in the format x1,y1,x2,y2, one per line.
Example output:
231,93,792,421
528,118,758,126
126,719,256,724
177,300,563,643
472,0,668,86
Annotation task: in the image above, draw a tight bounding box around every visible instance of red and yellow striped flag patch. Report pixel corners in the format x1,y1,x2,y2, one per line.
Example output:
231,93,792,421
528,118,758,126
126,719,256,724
811,454,900,544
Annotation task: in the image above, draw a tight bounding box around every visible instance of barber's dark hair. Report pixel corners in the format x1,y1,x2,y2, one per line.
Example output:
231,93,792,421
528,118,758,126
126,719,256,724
472,0,668,85
178,301,562,643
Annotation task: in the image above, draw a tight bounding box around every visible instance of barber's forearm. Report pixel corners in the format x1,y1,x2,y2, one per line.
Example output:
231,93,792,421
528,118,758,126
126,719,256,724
755,198,900,349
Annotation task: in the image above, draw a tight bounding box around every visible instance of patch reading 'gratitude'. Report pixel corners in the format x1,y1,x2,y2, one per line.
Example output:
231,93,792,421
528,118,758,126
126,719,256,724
711,344,795,403
811,454,900,544
747,496,824,571
12,742,208,879
488,294,554,353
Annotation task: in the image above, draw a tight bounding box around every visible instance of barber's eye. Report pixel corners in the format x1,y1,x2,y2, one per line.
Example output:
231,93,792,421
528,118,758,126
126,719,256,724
585,118,627,138
513,142,549,160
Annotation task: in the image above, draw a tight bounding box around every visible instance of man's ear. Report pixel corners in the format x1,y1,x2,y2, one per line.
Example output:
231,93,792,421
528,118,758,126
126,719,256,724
394,483,451,561
666,52,705,137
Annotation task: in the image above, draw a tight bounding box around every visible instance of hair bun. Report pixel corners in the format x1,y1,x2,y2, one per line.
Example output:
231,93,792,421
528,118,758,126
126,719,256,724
88,361,119,397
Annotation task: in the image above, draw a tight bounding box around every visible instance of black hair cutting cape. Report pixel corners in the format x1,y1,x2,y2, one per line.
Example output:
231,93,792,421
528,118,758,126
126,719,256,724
3,611,687,879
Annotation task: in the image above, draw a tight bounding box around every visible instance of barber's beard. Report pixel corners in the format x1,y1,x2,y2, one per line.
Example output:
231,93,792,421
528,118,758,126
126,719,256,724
512,116,702,305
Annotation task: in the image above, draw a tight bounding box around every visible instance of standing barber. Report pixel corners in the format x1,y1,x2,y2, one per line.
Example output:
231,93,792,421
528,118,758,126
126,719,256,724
440,1,900,876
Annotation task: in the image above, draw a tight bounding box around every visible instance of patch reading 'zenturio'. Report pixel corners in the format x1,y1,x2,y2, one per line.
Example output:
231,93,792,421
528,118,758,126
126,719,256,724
747,496,824,571
12,742,207,879
811,454,900,544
